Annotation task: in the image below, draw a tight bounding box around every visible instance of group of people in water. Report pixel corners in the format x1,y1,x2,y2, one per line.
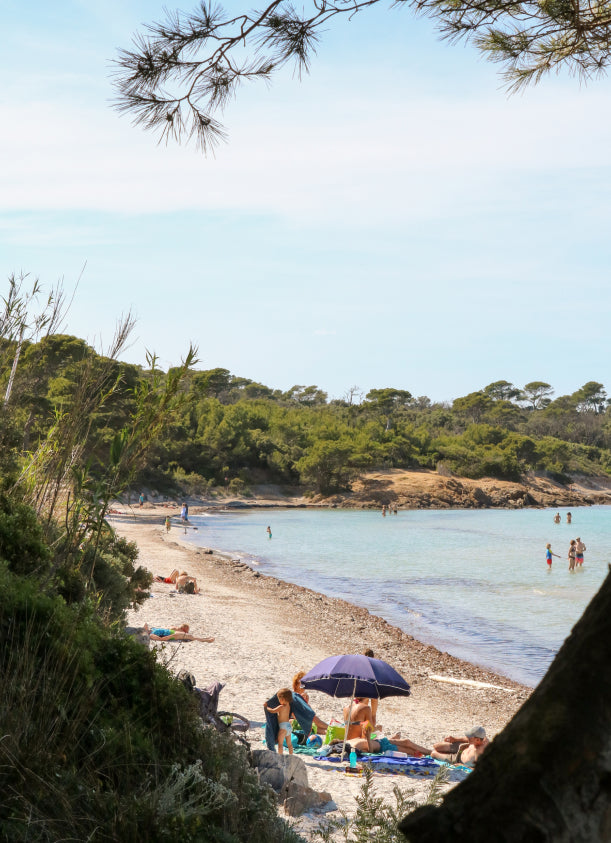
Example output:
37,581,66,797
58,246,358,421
548,512,587,571
265,652,489,768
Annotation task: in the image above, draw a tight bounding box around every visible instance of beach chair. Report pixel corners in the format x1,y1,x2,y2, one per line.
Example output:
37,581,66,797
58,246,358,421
177,671,250,747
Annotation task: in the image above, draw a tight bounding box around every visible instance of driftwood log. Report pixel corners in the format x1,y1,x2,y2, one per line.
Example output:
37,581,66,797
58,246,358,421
400,567,611,843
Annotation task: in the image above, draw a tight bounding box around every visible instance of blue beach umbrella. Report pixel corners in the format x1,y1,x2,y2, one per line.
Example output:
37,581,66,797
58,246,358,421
301,654,411,760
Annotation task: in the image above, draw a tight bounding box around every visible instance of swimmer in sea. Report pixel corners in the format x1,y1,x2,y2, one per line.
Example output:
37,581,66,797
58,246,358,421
546,543,560,567
266,525,272,539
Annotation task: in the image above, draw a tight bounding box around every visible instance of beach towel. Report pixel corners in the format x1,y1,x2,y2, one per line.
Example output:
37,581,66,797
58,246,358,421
362,755,442,777
312,753,468,780
264,692,315,753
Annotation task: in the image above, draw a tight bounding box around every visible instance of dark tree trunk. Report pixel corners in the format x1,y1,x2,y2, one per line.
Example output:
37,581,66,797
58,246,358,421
399,567,611,843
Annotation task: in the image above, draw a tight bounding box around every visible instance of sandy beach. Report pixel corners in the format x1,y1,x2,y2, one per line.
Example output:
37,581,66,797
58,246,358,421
115,504,532,837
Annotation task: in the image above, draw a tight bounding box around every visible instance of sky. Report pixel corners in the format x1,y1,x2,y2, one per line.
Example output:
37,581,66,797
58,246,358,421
2,0,610,403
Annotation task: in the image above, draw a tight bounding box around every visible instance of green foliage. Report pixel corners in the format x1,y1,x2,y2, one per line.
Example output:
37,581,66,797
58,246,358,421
311,764,448,842
5,331,611,497
0,492,51,577
0,560,302,843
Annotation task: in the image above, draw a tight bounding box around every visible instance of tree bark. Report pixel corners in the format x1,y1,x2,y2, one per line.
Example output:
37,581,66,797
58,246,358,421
399,567,611,843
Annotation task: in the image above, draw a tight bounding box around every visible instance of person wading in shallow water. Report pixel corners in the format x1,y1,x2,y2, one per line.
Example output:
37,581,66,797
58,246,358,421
266,525,272,539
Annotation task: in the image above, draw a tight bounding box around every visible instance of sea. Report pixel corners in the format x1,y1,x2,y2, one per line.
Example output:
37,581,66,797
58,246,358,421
179,505,610,687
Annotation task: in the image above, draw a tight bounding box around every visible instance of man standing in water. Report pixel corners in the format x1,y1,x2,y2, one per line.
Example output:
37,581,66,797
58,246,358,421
575,537,586,566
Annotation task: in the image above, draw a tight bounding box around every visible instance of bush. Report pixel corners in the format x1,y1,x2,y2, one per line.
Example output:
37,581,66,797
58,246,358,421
0,493,51,577
0,562,302,842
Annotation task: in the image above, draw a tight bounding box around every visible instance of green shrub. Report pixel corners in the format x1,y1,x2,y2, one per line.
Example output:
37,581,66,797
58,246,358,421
0,493,51,577
0,563,302,842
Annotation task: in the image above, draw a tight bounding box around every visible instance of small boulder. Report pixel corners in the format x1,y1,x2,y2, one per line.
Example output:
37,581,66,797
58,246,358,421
282,782,333,817
125,626,150,648
251,749,308,792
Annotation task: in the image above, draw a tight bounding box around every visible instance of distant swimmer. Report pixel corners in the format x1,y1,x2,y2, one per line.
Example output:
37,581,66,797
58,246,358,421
546,543,560,567
575,537,586,566
566,512,572,524
554,512,561,524
266,525,272,539
382,505,387,517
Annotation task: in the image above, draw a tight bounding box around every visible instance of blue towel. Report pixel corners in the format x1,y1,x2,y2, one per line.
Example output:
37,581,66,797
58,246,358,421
264,692,315,753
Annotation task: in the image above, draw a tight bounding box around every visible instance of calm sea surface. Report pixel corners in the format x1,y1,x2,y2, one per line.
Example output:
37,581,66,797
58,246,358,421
181,506,610,687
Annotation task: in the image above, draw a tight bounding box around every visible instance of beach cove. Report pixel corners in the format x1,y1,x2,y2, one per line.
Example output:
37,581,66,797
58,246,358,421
117,505,532,836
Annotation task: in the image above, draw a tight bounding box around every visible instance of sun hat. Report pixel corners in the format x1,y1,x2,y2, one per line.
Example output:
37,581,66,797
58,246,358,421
465,726,486,739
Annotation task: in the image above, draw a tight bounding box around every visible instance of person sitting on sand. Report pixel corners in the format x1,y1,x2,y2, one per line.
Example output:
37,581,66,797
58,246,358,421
175,572,200,593
431,725,489,767
362,649,380,726
334,721,431,757
154,569,179,584
343,697,376,740
265,688,294,756
144,623,214,642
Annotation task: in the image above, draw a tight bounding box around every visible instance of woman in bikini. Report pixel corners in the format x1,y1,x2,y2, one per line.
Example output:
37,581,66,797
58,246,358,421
343,698,375,740
335,721,430,757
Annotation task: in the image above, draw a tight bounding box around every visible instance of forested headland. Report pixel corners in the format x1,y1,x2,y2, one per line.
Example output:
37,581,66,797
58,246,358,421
4,332,611,500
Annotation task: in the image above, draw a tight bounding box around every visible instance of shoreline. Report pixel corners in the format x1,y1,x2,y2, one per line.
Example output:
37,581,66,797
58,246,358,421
116,506,532,835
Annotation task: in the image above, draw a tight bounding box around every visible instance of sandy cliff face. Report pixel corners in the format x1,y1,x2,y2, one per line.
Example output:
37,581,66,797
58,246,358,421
313,469,611,510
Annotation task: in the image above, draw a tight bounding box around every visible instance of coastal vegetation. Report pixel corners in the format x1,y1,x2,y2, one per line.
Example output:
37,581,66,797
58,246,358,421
3,327,611,497
0,287,302,842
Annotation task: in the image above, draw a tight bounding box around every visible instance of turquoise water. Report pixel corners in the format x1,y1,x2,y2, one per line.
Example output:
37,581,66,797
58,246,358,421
181,506,610,687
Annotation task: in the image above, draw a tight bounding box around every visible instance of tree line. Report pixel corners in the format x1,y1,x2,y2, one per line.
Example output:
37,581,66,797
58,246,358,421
3,330,611,497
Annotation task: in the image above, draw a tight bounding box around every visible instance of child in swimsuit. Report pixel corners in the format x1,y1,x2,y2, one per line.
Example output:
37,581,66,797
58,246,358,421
546,544,559,567
265,688,294,755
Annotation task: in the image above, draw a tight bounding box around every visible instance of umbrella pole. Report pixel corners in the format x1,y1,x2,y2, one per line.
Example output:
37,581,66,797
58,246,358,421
340,680,357,763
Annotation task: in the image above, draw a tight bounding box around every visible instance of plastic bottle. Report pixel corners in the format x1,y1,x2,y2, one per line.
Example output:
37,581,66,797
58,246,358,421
349,750,357,770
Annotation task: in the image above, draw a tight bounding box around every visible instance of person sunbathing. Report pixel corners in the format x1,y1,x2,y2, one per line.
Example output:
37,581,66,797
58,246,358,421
431,725,489,767
143,623,214,642
175,572,200,593
334,721,431,756
153,569,179,584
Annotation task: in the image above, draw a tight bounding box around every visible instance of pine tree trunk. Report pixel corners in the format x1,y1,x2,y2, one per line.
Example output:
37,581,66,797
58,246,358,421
399,567,611,843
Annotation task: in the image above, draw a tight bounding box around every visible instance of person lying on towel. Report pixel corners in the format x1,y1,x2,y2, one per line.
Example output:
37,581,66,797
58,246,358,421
331,721,431,757
431,725,489,767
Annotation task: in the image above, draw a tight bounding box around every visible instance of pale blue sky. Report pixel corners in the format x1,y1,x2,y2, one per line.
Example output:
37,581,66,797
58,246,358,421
2,0,610,402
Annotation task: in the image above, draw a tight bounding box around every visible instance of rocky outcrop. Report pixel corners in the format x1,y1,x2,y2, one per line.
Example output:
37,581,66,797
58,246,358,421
250,749,333,817
251,749,308,792
314,469,611,511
